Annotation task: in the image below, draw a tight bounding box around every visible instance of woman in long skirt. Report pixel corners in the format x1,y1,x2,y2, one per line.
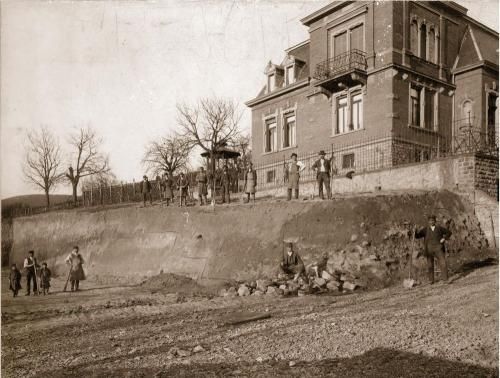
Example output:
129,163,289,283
244,163,257,203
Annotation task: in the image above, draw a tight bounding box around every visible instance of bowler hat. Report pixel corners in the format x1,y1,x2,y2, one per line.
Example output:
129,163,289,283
143,175,147,179
286,242,293,248
319,150,326,156
428,214,437,221
291,153,297,158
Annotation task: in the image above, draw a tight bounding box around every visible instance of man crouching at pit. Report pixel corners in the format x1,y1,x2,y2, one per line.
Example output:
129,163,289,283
280,242,307,282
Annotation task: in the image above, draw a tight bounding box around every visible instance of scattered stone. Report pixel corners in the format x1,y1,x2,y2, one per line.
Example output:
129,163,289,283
369,254,379,261
238,285,250,297
361,240,371,247
224,287,237,297
360,222,366,229
321,271,333,281
343,282,357,291
354,278,367,288
192,345,205,353
252,290,264,296
266,286,279,296
350,234,358,242
403,278,416,289
313,277,327,288
176,349,191,358
279,284,287,291
297,290,307,297
256,357,263,363
289,361,296,367
326,282,341,291
256,279,272,292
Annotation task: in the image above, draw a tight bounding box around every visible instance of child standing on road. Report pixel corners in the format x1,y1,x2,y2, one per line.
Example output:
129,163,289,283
9,264,22,297
39,262,52,295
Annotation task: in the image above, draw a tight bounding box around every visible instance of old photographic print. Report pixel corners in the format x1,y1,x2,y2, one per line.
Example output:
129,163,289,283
1,0,499,377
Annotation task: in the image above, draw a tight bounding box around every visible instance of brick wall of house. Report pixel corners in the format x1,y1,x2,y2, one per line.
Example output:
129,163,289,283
248,0,498,169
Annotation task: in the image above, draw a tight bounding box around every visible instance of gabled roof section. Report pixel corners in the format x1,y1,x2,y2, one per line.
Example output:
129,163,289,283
453,24,499,72
453,26,483,70
469,24,499,65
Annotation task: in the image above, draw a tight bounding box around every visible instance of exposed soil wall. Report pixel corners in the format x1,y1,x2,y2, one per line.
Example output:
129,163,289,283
10,191,495,286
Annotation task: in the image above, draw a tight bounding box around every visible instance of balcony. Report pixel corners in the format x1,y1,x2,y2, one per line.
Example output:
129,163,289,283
313,49,367,93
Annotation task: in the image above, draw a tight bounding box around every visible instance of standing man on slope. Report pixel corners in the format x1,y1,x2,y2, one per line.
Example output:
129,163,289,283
312,150,332,200
285,153,305,201
415,215,452,284
23,250,39,296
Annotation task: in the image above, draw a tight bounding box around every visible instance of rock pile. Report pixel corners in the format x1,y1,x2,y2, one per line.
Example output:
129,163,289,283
220,269,363,298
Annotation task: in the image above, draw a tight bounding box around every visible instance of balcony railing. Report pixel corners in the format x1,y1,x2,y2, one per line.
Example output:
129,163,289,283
314,49,367,81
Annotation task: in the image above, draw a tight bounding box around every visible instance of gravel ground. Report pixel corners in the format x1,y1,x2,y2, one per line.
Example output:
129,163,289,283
2,265,498,377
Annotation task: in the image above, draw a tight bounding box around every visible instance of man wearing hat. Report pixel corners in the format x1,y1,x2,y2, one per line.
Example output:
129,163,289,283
196,167,208,206
140,175,153,206
312,150,332,200
415,215,452,283
280,242,306,282
285,153,305,200
220,165,232,204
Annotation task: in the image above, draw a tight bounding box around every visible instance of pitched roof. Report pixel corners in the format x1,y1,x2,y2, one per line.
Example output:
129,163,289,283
453,24,498,72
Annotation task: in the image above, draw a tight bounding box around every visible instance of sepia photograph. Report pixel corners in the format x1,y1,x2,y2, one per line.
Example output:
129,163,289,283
1,0,499,376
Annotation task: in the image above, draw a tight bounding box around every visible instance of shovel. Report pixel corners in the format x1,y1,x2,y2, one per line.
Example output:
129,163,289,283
403,225,416,289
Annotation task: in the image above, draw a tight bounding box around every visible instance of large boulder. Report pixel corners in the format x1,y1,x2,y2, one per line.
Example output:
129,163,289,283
238,285,250,297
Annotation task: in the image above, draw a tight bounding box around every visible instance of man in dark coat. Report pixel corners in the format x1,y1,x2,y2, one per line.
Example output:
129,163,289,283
196,167,208,206
23,250,39,295
9,263,22,297
220,165,232,204
311,150,332,200
280,242,306,282
415,215,452,283
177,172,189,207
141,175,153,206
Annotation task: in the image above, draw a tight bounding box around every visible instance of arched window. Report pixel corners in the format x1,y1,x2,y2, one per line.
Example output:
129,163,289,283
419,23,427,59
462,100,474,126
428,28,435,63
410,20,419,55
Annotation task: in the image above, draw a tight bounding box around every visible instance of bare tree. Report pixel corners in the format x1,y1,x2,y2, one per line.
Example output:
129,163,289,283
142,134,192,177
22,127,64,207
176,97,243,199
233,133,252,169
66,127,110,205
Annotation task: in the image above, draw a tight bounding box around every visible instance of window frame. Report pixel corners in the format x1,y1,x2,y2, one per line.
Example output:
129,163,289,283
408,83,438,131
285,65,295,86
332,86,364,137
328,21,365,60
282,111,297,149
263,115,278,154
342,153,355,169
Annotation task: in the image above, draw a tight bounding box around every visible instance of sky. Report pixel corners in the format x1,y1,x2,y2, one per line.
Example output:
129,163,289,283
1,0,498,199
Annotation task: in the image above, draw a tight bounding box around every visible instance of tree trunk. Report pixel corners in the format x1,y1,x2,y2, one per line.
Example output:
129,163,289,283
72,183,78,206
45,189,50,208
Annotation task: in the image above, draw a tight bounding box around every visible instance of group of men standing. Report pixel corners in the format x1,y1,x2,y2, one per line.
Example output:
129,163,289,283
285,150,335,201
141,171,190,207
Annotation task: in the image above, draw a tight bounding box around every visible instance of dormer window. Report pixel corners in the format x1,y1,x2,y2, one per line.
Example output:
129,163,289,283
285,65,295,85
268,74,276,92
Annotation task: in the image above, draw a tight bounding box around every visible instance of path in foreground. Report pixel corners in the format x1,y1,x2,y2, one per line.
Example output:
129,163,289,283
2,266,498,377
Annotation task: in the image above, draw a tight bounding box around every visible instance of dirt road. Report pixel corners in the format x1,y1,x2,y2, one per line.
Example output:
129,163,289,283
2,265,498,377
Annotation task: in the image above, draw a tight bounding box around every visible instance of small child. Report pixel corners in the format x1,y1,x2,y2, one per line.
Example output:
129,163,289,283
39,262,52,295
9,264,22,297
